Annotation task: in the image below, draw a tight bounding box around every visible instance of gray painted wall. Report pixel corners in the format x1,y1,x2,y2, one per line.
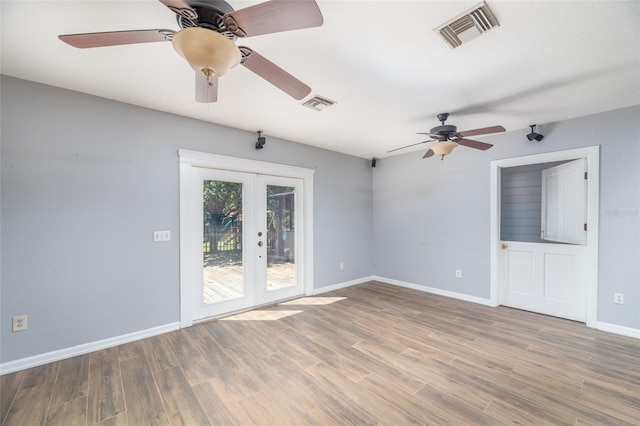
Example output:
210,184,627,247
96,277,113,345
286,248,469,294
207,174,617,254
0,76,373,363
373,105,639,330
2,75,638,365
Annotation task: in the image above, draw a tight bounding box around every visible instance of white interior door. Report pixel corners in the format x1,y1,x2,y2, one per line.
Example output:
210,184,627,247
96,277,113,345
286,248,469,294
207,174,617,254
541,158,587,245
189,168,305,321
490,146,599,328
499,157,589,322
500,241,586,321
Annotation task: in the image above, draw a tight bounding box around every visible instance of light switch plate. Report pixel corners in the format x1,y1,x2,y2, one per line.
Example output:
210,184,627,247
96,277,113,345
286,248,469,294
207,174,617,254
153,231,171,242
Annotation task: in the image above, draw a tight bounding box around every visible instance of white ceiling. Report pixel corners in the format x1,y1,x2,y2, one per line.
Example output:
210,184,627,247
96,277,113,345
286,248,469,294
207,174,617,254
2,1,639,159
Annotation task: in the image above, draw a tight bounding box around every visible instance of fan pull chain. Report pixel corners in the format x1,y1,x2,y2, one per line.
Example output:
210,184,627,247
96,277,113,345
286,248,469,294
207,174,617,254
201,68,215,109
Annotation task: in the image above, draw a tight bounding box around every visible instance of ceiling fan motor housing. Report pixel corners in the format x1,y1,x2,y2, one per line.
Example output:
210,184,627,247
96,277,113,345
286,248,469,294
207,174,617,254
179,0,237,40
430,124,458,139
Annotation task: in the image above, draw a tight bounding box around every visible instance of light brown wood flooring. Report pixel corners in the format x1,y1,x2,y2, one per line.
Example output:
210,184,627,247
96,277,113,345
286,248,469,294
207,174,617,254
2,281,639,425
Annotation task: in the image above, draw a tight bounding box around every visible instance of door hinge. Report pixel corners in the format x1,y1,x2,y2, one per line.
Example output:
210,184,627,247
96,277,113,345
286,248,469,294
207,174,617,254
541,230,544,239
584,171,588,180
584,223,588,231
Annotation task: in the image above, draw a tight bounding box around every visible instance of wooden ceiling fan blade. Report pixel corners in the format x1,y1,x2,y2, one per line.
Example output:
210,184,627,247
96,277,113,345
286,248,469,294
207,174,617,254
456,138,493,150
223,0,323,38
423,149,435,159
388,140,430,153
240,47,311,100
457,125,505,137
59,29,174,48
159,0,198,20
195,73,218,103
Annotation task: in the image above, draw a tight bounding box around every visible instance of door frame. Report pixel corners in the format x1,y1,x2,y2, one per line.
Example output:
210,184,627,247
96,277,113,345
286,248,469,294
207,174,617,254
178,149,314,328
489,146,600,328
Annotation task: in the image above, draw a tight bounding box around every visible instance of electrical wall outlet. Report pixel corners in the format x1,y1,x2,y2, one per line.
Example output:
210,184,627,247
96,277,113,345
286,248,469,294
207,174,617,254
339,262,344,270
455,270,462,278
12,315,27,332
153,230,171,242
614,293,624,304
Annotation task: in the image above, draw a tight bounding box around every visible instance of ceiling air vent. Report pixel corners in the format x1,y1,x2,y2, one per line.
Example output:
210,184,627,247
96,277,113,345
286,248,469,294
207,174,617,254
435,2,499,49
302,95,336,111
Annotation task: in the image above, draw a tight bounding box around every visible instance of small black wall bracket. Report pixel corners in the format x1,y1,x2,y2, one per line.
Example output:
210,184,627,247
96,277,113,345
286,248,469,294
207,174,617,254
256,130,266,149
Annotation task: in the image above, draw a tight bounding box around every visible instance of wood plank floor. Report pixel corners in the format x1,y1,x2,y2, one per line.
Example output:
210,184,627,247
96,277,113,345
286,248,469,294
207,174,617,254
2,281,639,425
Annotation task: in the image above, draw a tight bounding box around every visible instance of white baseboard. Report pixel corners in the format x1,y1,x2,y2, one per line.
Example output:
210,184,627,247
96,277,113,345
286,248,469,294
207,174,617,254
4,282,636,375
372,275,495,306
309,276,375,295
373,277,638,339
0,322,180,375
311,275,494,306
596,322,640,339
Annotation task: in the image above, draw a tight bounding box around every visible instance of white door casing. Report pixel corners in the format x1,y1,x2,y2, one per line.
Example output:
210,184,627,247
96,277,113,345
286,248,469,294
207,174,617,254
490,146,599,328
179,150,314,327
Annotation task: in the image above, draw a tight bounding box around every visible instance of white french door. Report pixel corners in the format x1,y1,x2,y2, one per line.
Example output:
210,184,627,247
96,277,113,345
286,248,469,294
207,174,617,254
255,175,305,306
191,168,304,321
195,168,255,318
179,150,314,325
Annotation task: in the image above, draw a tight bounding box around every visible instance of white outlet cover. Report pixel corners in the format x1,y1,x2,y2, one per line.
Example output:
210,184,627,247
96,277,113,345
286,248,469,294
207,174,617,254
12,315,27,332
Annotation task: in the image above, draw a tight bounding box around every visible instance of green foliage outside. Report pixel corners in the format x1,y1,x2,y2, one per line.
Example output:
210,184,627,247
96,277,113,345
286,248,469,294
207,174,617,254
203,180,294,253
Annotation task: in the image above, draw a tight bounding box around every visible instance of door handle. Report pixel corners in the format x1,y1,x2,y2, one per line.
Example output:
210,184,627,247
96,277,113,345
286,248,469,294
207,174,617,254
501,243,508,249
258,241,263,247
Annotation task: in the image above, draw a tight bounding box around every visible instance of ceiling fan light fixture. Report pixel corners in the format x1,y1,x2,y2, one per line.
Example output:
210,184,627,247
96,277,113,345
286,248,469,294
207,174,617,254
430,141,459,159
172,28,241,83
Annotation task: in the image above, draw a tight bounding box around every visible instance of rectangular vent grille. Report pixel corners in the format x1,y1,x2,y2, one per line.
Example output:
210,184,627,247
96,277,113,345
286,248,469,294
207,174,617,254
302,95,336,111
435,2,499,49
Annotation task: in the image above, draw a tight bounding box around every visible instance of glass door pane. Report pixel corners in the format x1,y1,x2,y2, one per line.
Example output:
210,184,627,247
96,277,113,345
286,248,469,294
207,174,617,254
266,185,296,291
255,175,303,306
194,167,255,320
203,179,244,303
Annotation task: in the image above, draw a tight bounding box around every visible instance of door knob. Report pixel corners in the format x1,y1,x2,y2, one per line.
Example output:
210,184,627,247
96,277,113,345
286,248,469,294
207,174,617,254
258,241,263,247
501,243,508,249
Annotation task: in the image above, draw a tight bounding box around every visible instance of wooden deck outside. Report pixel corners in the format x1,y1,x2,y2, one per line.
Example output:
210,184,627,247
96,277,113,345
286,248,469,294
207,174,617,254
203,261,295,304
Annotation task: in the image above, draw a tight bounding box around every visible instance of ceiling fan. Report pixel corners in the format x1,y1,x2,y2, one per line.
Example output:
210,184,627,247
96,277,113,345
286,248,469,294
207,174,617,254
58,0,323,103
389,113,506,160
